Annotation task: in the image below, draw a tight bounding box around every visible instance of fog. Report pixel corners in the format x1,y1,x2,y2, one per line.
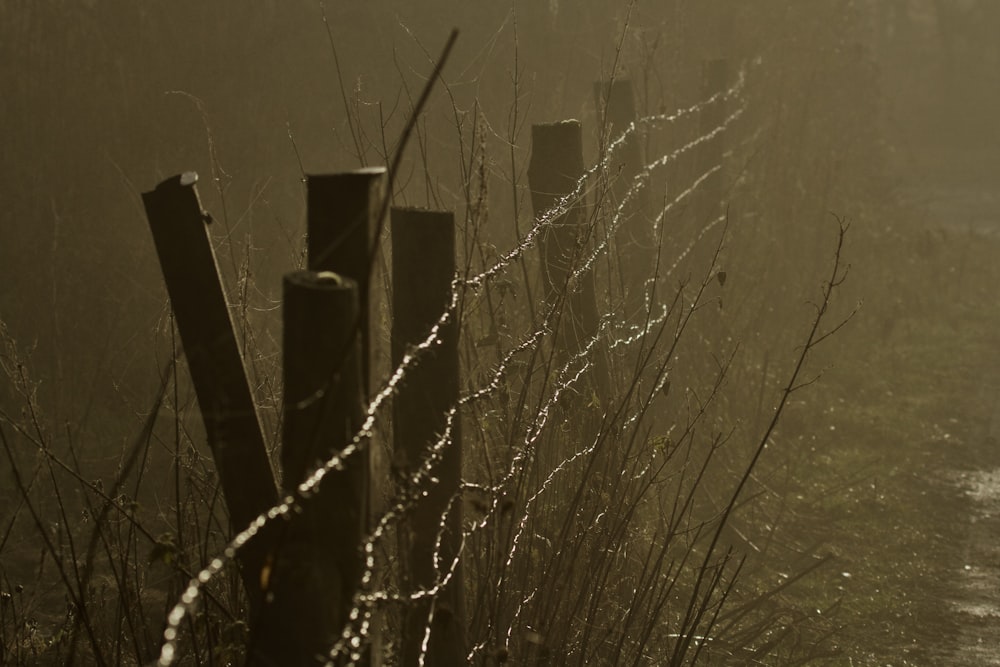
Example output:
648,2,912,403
2,1,1000,664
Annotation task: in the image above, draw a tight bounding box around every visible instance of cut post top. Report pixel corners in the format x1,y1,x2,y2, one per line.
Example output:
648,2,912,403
391,206,453,218
531,118,582,134
284,270,355,290
153,171,199,190
307,167,387,183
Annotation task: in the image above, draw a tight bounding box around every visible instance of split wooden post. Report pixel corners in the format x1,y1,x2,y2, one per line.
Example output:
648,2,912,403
307,167,387,397
141,172,277,611
249,271,366,665
390,207,466,666
527,121,602,364
697,58,729,223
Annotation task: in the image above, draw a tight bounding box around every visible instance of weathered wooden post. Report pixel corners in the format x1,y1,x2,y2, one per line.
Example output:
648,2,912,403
141,172,277,611
697,59,729,223
391,207,466,666
527,121,602,365
593,78,653,310
307,167,387,397
249,271,366,665
593,78,643,204
242,167,384,664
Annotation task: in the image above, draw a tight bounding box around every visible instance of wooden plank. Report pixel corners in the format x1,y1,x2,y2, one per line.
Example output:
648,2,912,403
142,171,278,611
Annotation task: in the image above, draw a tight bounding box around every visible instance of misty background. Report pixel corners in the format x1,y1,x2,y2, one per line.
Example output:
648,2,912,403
3,0,998,445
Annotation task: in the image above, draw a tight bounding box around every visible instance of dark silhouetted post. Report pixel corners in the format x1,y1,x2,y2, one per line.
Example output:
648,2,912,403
142,172,277,611
697,59,729,223
301,167,386,663
249,271,366,666
527,121,602,363
307,167,387,397
391,207,466,666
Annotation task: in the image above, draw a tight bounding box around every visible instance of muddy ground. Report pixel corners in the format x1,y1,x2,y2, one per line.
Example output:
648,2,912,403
797,129,1000,664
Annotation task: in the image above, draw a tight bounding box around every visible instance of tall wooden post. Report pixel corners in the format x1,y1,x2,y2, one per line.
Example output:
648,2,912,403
697,59,729,223
142,172,277,612
307,167,387,398
527,121,602,363
391,207,466,666
249,272,366,665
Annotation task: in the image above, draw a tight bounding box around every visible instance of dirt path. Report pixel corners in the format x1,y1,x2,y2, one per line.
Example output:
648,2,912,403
890,179,1000,665
944,464,1000,665
925,255,1000,665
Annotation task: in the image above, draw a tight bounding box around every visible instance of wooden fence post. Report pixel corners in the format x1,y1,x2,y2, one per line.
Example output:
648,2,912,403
141,172,277,612
593,77,655,308
390,207,466,666
593,78,644,205
249,271,366,665
527,121,602,366
697,58,729,223
307,167,387,398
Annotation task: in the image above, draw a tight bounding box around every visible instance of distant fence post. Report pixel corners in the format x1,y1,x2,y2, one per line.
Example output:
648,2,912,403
593,77,656,312
527,121,603,369
697,58,729,223
249,271,366,665
390,207,466,666
141,172,277,612
593,78,644,208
